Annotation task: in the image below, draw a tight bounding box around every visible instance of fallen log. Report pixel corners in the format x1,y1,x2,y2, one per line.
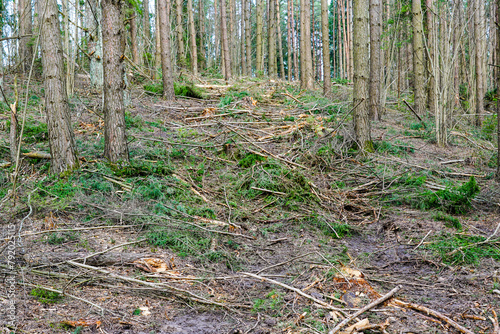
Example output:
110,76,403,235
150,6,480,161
23,252,153,266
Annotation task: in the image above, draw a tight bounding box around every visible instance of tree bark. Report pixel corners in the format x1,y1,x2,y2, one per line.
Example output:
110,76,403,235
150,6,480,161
300,0,313,90
369,0,381,120
268,0,277,77
412,0,426,115
86,0,104,89
198,0,206,70
276,0,285,78
292,0,299,80
245,0,251,75
496,0,500,181
102,0,129,162
18,0,33,73
241,0,247,75
143,0,151,53
158,0,175,99
154,0,162,76
229,0,236,75
187,0,198,74
287,0,293,80
256,0,264,75
353,0,371,152
426,0,436,116
321,0,331,97
175,0,186,68
220,0,232,81
40,0,79,174
129,5,139,64
474,0,485,127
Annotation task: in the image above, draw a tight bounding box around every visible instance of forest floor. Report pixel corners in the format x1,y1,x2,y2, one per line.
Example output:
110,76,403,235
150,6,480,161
2,74,500,334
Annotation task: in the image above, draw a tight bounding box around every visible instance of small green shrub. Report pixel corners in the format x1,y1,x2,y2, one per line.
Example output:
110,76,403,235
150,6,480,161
46,232,78,245
238,153,266,168
432,212,462,230
23,122,48,143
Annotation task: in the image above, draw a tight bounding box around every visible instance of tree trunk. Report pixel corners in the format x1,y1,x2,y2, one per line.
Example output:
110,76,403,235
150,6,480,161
229,0,236,75
276,0,285,78
198,0,206,70
187,0,198,74
287,0,293,80
256,0,264,75
175,0,186,68
143,0,151,54
86,0,104,89
292,0,299,80
369,0,381,120
221,0,232,81
102,0,129,162
300,0,313,90
245,0,251,75
129,5,139,64
241,0,247,75
475,0,485,127
496,0,500,181
353,0,371,152
40,0,79,174
24,252,157,267
321,0,331,97
18,0,33,73
158,0,175,99
412,0,426,115
268,0,277,77
426,0,436,116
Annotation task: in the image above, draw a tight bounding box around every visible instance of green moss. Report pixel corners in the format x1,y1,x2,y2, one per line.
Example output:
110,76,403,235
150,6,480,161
432,212,462,230
238,153,266,168
31,287,63,304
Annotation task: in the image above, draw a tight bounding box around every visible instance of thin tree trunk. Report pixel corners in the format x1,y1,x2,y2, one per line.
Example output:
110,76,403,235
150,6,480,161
143,0,151,54
198,0,206,70
130,5,139,64
241,0,247,75
300,0,313,89
41,0,79,173
426,0,436,116
18,0,33,73
268,0,277,77
292,0,299,80
369,0,381,120
353,0,371,151
412,0,426,115
87,0,104,88
154,0,162,77
102,0,129,162
63,0,71,96
220,0,232,80
158,0,175,99
475,0,485,127
229,0,236,75
287,0,293,80
276,0,285,78
256,0,264,75
187,0,197,74
175,0,186,68
321,0,331,97
496,0,500,181
245,0,251,75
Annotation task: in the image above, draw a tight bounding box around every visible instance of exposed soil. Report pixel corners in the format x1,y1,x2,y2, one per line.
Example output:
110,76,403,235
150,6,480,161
1,75,500,333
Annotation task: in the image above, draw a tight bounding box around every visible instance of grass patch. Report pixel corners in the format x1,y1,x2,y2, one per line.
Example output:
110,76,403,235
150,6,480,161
432,212,462,230
46,232,78,245
252,289,285,315
31,287,63,304
374,140,414,155
238,153,266,168
307,214,354,238
426,233,500,265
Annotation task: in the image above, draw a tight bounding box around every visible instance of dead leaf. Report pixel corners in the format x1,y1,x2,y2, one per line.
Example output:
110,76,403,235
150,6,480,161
133,258,170,273
60,319,101,328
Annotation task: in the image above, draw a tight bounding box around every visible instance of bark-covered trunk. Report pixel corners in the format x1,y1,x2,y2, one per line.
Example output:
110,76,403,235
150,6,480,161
18,0,33,73
154,0,162,76
229,0,236,75
369,0,381,120
300,0,313,90
426,0,436,116
40,0,79,174
102,0,129,162
268,0,277,77
241,0,247,75
175,0,186,68
187,0,198,74
412,0,426,115
353,0,371,152
143,0,151,53
292,0,298,80
129,5,139,64
221,0,232,81
158,0,175,99
287,0,293,80
256,0,264,75
276,0,285,78
245,0,251,75
86,0,104,89
321,0,331,97
475,0,485,127
198,0,206,70
496,0,500,181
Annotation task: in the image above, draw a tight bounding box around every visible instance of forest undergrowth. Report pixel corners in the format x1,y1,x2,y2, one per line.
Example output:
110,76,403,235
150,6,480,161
2,73,500,333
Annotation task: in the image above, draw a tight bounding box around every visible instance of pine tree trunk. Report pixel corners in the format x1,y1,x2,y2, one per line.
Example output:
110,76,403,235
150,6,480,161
353,0,371,151
475,0,485,127
300,0,313,89
154,0,162,77
143,0,151,53
268,0,277,77
276,0,285,78
187,0,198,74
245,0,251,75
41,0,79,173
412,0,426,115
321,0,331,97
102,0,129,162
287,0,293,80
426,0,436,116
18,0,33,73
369,0,381,120
130,6,139,64
292,0,299,80
256,0,264,75
496,0,500,181
158,0,175,99
87,0,104,88
229,0,236,75
241,0,247,75
198,0,206,70
175,0,186,68
220,0,232,81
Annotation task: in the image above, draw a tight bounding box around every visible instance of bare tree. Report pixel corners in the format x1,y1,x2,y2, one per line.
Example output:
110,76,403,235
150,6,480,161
353,0,371,151
426,0,436,116
102,0,129,162
256,0,264,75
321,0,331,97
221,0,232,81
41,0,79,173
18,0,33,73
474,0,485,127
86,0,104,88
300,0,313,90
268,0,277,77
129,4,139,64
412,0,426,115
158,0,175,99
369,0,381,120
187,0,198,74
175,0,186,68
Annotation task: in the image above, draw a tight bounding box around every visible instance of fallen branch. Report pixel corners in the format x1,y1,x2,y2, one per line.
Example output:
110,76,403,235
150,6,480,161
23,251,151,267
256,252,315,275
489,309,500,334
394,300,474,334
9,225,136,241
328,285,402,334
402,99,423,122
241,272,345,314
22,152,51,159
